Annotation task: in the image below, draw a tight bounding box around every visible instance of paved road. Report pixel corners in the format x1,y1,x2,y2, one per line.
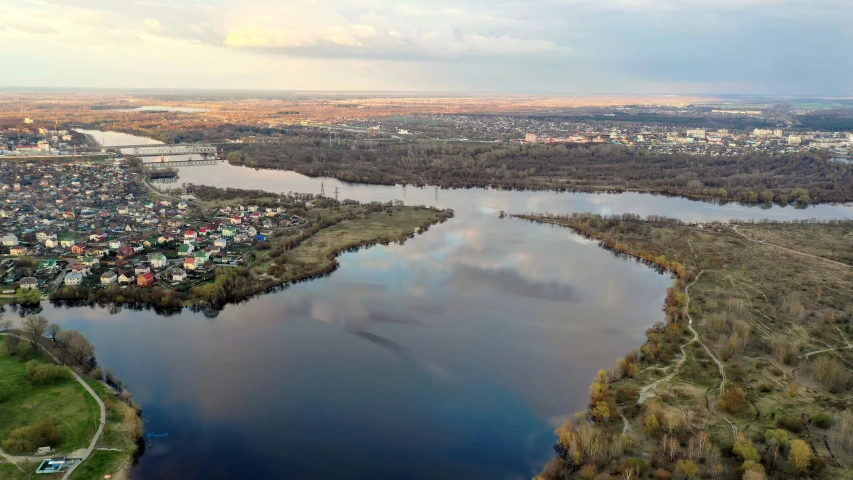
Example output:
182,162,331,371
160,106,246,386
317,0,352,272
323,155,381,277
0,333,106,479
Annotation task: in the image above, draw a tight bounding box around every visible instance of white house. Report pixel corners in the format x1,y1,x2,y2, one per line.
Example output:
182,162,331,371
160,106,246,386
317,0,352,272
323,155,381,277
134,265,150,276
100,271,117,285
213,237,228,248
1,234,19,247
109,240,122,250
171,269,187,282
45,238,59,248
64,272,83,286
150,254,168,269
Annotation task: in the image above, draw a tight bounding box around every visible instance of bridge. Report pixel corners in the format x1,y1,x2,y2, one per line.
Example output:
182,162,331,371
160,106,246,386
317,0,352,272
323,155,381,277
112,144,218,157
143,159,223,169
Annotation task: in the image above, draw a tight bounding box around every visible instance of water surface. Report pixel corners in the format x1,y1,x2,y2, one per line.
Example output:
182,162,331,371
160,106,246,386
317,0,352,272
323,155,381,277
36,130,853,479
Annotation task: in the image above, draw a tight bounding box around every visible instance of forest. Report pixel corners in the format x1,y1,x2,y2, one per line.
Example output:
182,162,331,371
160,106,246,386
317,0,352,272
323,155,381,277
223,137,850,204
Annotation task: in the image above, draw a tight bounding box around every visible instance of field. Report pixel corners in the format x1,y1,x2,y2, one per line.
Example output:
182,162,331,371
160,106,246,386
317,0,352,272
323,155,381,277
67,450,127,480
0,345,99,456
517,214,853,479
286,206,441,274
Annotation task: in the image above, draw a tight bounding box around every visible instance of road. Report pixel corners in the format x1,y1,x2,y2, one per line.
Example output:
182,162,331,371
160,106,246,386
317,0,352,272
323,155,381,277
0,333,106,479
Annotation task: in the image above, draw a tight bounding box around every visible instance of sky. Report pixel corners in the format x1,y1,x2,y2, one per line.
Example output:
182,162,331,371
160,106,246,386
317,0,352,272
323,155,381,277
0,0,850,95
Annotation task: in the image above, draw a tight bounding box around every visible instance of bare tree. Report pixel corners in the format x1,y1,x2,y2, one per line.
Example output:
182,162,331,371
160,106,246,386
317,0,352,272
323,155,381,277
57,330,95,368
22,315,48,351
46,324,62,343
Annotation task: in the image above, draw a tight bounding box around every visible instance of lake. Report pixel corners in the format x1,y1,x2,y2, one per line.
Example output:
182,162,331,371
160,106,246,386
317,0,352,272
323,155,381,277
41,131,853,479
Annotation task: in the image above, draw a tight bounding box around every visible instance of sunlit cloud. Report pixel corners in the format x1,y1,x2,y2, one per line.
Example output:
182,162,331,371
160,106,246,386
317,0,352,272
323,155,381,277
0,0,849,93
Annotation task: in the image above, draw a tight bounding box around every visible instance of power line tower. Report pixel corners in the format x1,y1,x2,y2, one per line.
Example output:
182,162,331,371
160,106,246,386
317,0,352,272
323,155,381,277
334,185,339,202
320,181,325,197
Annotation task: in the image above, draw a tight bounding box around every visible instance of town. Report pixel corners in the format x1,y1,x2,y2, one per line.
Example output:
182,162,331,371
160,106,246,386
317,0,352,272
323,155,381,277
0,156,451,311
0,159,305,302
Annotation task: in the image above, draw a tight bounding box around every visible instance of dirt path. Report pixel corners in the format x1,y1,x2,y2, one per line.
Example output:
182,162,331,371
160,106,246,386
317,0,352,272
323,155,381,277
732,225,852,269
0,333,106,479
637,272,703,404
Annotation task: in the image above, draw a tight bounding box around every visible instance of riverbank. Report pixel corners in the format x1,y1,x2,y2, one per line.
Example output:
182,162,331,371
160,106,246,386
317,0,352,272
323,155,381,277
515,213,853,479
46,184,453,313
0,328,141,479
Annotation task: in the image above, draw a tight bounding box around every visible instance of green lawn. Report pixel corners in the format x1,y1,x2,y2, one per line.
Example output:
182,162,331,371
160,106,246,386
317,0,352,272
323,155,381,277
0,345,99,456
67,450,126,480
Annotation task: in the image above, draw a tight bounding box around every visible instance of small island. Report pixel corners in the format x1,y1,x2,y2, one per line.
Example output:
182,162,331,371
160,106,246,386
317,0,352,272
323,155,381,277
0,159,453,313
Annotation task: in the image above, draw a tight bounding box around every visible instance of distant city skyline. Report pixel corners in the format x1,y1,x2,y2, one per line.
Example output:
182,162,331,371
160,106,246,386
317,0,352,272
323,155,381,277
0,0,851,95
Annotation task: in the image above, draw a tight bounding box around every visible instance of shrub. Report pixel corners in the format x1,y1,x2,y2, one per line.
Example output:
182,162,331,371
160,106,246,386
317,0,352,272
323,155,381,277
717,386,747,415
776,415,805,433
813,412,832,429
1,420,61,454
24,361,73,385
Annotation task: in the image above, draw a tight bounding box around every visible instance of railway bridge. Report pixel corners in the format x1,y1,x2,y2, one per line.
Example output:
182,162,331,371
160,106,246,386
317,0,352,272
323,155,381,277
112,144,218,157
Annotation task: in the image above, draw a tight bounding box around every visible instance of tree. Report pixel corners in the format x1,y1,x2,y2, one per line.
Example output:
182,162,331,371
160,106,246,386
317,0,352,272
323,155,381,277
57,330,95,368
788,439,812,473
591,402,610,423
0,319,12,331
46,324,62,343
674,459,699,480
644,414,659,434
22,315,48,351
4,334,21,355
733,438,760,463
662,412,683,435
764,429,788,467
15,288,41,306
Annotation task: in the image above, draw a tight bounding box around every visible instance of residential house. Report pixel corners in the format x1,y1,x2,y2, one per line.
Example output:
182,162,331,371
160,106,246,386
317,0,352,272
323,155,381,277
150,253,168,269
157,234,174,244
177,244,194,256
100,271,118,285
71,243,87,255
221,226,236,237
10,246,28,255
137,272,155,287
64,272,83,286
118,271,135,285
38,259,57,270
213,237,227,249
134,265,150,276
117,246,136,259
1,234,19,246
109,239,122,250
45,238,59,248
230,216,242,225
19,277,38,290
59,236,75,248
81,257,100,268
171,268,187,282
183,257,197,270
70,263,90,276
184,230,196,241
89,233,107,242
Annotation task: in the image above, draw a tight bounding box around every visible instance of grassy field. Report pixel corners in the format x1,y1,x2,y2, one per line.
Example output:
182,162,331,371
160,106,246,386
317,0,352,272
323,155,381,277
67,450,127,480
0,345,98,456
288,206,439,270
517,214,853,480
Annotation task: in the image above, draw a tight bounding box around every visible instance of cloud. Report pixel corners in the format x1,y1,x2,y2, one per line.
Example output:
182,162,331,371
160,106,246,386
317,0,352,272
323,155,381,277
449,265,582,303
0,0,851,93
143,18,163,31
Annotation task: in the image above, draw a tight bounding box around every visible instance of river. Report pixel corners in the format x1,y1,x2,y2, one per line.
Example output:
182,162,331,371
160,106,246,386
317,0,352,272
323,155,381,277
43,130,853,479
